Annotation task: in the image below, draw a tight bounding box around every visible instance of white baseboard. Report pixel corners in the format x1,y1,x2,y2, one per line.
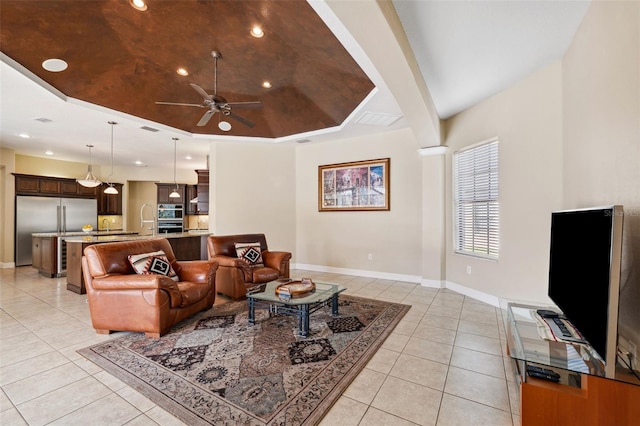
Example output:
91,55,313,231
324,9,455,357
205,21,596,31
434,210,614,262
292,263,422,284
290,263,501,307
444,280,501,307
420,278,445,288
0,261,16,269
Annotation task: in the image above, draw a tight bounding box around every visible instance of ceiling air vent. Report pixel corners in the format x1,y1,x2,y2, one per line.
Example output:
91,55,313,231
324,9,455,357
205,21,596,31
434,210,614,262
34,117,53,123
356,112,401,127
140,125,159,132
296,139,312,144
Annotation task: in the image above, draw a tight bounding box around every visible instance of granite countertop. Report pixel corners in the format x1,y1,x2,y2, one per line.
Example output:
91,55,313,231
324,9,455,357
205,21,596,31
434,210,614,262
64,231,211,244
32,231,139,238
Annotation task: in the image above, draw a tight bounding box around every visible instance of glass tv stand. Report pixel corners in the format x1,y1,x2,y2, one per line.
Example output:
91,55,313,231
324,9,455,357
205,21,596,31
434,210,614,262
505,303,640,425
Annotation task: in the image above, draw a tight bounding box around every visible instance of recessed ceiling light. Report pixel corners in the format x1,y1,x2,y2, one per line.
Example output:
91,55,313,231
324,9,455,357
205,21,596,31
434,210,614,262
250,26,264,38
135,160,143,165
262,81,272,89
218,121,232,131
130,0,147,11
45,150,54,155
42,58,68,72
18,133,30,138
185,155,192,160
177,68,188,76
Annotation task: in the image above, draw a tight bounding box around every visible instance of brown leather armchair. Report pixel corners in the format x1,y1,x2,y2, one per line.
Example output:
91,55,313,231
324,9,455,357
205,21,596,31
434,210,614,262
207,234,291,300
82,238,218,338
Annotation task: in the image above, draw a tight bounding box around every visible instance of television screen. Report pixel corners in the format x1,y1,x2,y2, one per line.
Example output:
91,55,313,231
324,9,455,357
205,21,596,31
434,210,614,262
548,205,623,378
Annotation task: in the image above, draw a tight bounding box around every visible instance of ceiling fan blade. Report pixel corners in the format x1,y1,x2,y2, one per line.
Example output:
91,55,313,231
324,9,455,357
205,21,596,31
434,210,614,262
156,101,204,107
190,83,213,101
197,110,216,126
227,111,255,128
227,101,262,110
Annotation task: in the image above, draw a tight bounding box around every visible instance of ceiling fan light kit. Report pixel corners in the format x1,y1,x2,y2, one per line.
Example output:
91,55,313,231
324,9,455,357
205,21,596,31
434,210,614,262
156,50,262,129
77,144,102,188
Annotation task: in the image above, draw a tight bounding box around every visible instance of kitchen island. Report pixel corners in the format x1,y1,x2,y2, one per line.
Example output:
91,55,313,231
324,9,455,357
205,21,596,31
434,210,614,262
65,231,211,294
31,231,139,278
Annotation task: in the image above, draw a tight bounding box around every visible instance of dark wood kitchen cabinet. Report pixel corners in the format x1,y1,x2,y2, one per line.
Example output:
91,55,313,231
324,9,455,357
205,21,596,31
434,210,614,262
157,183,186,204
98,183,123,215
195,169,209,214
186,185,197,215
14,174,98,198
31,236,56,277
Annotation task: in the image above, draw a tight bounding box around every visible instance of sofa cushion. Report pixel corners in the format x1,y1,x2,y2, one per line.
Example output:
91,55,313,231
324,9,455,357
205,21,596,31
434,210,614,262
176,281,211,307
235,242,264,266
128,250,179,281
252,266,280,283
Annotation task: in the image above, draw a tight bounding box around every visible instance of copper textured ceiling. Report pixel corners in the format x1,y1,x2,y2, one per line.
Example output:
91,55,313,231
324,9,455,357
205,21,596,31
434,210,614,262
0,0,375,139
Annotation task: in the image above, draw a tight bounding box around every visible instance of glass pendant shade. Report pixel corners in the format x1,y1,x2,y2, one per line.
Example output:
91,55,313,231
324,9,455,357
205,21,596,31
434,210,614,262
77,144,102,187
104,184,118,194
169,188,181,198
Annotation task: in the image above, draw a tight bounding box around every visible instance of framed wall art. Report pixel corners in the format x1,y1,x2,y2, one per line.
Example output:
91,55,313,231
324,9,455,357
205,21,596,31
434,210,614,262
318,158,390,211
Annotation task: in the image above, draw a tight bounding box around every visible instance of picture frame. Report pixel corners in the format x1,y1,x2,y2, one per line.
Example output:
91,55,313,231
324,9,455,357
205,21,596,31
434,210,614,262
318,158,390,211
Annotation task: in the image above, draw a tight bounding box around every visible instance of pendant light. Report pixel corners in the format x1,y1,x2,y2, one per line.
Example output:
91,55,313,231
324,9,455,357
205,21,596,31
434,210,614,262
103,121,119,194
77,144,102,188
169,137,181,199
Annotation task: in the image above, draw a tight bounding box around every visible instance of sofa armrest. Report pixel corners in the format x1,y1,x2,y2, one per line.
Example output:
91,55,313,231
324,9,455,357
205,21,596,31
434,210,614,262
210,254,253,281
91,274,183,308
174,260,218,285
210,255,246,268
262,251,292,275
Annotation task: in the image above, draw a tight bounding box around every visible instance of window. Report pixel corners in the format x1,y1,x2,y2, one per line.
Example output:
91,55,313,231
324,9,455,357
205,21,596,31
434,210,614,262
453,139,499,258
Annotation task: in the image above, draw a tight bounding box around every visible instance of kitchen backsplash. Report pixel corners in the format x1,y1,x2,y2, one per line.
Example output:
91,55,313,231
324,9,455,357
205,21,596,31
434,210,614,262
98,215,123,231
96,215,208,232
186,215,209,230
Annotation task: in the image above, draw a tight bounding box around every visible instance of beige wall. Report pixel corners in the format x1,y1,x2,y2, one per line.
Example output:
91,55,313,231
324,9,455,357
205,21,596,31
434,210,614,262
127,181,158,236
442,0,639,344
562,0,640,349
295,128,424,279
421,152,446,284
210,141,296,256
0,148,16,266
444,62,564,303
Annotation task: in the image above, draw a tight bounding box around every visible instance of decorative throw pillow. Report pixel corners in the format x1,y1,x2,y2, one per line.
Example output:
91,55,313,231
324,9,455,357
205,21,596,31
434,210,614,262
235,242,264,266
128,250,179,281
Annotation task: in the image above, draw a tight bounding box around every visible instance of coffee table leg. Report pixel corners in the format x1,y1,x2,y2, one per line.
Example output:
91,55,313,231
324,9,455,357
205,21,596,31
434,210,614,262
332,294,339,316
298,304,310,338
248,297,255,325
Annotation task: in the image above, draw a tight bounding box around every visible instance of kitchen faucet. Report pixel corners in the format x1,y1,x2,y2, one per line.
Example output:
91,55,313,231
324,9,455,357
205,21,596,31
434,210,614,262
140,203,156,235
102,218,110,232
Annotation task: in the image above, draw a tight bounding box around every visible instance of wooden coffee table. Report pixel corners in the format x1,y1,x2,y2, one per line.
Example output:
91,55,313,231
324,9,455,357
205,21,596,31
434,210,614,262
247,280,345,337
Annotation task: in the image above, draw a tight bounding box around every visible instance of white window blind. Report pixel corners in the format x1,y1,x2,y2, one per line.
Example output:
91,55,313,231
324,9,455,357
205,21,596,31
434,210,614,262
454,139,499,258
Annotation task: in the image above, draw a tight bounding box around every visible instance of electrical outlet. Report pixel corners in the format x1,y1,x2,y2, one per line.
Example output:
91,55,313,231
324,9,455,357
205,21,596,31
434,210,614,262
367,253,373,261
466,266,472,275
618,335,638,371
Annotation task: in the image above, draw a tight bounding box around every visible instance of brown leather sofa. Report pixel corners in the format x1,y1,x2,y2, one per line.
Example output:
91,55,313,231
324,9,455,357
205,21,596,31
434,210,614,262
82,238,218,338
207,234,291,299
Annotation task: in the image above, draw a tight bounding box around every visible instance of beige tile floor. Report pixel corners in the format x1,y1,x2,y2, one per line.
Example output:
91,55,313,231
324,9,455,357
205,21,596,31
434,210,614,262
0,266,520,425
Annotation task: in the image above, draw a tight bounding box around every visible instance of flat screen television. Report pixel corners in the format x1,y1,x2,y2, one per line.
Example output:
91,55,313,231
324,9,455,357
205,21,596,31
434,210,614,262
548,205,624,378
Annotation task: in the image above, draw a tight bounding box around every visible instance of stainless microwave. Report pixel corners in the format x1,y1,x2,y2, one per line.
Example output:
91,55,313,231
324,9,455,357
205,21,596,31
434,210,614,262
158,204,183,219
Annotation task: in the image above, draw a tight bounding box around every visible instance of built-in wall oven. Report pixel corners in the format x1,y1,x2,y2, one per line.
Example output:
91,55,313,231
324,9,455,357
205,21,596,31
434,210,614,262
157,204,184,234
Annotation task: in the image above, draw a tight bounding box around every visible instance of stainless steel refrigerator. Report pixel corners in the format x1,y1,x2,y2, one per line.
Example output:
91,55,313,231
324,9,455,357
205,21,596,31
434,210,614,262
15,196,98,266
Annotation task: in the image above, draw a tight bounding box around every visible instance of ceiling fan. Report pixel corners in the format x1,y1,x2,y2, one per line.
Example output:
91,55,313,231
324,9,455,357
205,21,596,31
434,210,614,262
156,50,262,129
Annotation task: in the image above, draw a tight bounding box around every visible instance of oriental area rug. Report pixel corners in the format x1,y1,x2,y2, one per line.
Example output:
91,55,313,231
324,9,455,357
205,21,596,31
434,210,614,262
78,295,410,425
